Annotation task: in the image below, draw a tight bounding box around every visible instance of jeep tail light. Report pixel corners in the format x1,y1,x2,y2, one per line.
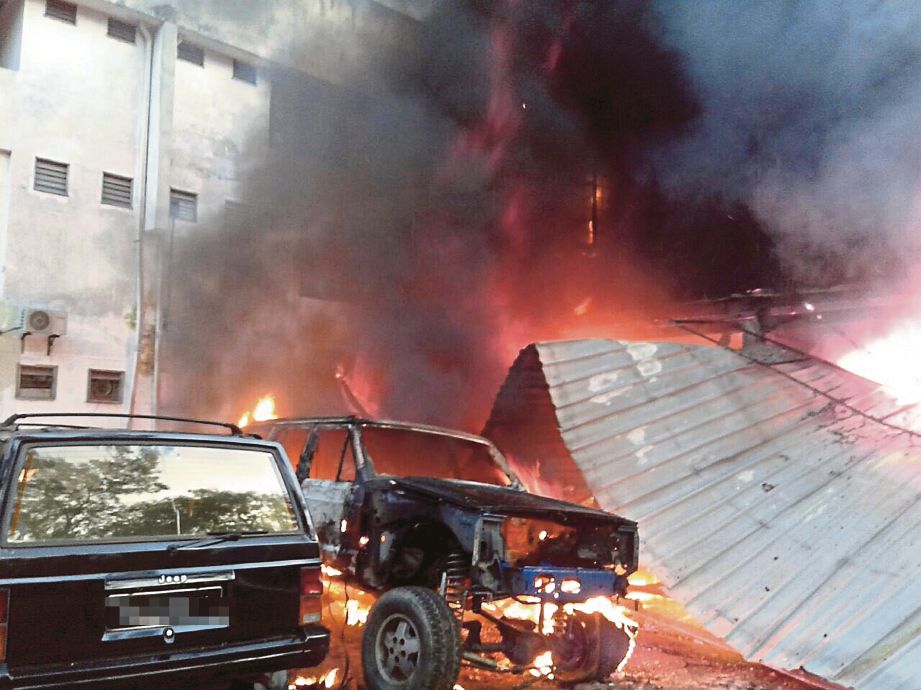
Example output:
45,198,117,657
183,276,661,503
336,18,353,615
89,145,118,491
299,567,323,626
0,588,9,662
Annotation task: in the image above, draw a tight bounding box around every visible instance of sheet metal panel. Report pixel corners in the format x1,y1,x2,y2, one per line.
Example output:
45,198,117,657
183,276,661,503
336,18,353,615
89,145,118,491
531,338,920,690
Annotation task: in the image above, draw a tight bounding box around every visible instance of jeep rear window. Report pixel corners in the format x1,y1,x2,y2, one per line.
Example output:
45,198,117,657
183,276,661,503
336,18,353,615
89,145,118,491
360,427,512,486
5,444,300,544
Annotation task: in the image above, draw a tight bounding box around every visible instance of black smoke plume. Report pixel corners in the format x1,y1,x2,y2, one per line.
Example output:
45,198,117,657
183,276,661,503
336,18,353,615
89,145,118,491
162,1,916,429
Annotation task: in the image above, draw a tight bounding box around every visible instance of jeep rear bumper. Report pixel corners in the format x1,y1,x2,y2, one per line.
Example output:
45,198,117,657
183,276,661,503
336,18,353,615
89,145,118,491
0,628,330,689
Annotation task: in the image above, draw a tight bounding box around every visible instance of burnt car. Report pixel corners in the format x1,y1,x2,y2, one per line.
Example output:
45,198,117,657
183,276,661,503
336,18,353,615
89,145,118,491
249,416,639,690
0,413,329,689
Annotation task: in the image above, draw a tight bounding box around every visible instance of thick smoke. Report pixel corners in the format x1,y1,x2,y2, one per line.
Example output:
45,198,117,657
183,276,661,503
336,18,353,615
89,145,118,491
162,1,920,429
653,1,921,284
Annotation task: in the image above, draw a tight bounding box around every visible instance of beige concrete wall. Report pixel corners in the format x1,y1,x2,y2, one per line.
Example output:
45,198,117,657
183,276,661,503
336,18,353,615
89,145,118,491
0,150,10,295
169,42,270,228
112,0,429,82
0,152,14,406
0,0,147,418
0,0,424,420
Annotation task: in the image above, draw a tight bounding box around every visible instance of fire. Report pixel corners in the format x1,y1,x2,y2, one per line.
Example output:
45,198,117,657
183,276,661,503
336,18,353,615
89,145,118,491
345,597,369,626
569,596,639,673
488,594,639,674
321,564,343,578
237,394,278,428
627,569,659,587
321,564,375,627
291,667,339,688
838,322,921,405
530,650,554,678
319,566,638,682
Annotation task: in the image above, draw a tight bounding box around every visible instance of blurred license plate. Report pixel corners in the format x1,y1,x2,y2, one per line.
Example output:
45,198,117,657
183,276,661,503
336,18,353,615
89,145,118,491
106,586,229,630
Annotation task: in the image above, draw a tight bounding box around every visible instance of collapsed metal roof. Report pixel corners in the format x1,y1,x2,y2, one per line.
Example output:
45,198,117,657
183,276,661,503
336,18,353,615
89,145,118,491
485,338,921,690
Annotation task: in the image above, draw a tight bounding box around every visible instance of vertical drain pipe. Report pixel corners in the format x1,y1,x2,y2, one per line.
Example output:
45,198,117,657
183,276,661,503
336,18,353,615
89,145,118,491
128,19,156,420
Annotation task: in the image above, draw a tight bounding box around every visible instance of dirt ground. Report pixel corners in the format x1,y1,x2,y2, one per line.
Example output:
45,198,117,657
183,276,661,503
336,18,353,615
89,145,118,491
291,575,829,690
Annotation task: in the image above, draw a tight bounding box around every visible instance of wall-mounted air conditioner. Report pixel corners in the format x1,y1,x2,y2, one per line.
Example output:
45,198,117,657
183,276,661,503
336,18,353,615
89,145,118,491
23,308,67,336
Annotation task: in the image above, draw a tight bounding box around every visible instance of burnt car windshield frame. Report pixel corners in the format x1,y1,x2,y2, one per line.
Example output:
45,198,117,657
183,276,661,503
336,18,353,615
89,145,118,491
252,417,521,486
353,422,520,487
299,424,365,482
0,436,311,548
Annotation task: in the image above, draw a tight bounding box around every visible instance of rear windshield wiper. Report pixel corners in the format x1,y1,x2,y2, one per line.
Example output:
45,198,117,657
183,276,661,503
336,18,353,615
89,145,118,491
167,530,269,551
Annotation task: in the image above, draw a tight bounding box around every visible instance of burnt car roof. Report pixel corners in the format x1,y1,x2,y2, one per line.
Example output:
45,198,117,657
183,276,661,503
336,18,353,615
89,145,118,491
249,416,499,447
247,416,522,486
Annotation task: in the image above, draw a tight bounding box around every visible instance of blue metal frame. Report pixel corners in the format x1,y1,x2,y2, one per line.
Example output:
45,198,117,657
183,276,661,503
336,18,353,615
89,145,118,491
503,564,617,603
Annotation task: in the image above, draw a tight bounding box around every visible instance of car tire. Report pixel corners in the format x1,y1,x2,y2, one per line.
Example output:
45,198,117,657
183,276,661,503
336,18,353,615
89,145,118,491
361,586,461,690
552,611,633,684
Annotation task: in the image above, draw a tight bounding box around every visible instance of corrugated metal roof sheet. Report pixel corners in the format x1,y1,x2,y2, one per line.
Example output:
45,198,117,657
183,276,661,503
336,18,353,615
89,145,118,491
511,338,921,690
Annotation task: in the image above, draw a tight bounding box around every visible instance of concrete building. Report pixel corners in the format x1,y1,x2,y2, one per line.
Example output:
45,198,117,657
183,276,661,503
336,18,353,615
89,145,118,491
0,0,426,423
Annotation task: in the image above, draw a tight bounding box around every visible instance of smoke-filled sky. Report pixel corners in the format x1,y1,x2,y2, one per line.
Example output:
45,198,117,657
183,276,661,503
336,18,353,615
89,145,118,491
657,1,921,283
163,0,921,430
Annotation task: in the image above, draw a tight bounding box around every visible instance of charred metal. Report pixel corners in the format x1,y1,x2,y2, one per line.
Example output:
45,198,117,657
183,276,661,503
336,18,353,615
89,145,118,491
249,416,639,687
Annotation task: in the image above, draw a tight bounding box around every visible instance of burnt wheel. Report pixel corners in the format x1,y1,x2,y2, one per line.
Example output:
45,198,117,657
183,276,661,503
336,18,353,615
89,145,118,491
362,586,461,690
551,612,633,684
595,615,634,680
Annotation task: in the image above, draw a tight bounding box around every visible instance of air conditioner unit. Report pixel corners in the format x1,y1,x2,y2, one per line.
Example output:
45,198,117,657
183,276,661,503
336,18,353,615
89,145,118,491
23,309,67,336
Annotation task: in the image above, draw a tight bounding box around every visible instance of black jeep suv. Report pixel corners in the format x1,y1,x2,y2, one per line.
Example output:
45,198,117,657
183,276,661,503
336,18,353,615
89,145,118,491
0,413,329,689
249,416,639,690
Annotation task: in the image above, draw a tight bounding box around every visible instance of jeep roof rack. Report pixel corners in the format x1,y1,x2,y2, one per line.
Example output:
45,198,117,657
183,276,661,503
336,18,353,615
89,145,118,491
1,413,243,436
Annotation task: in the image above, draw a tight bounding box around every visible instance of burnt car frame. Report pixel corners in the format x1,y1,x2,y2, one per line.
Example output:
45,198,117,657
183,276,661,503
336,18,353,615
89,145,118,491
0,413,329,689
250,416,639,690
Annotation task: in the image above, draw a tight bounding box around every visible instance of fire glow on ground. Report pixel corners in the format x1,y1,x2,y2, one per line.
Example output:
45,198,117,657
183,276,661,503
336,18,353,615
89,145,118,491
286,568,826,690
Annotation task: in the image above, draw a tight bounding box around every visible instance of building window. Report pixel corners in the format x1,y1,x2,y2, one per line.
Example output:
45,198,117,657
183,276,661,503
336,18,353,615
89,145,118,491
44,0,76,24
17,365,56,400
232,59,256,85
33,158,68,196
177,40,204,66
106,17,136,44
101,172,133,208
87,369,124,404
170,188,197,222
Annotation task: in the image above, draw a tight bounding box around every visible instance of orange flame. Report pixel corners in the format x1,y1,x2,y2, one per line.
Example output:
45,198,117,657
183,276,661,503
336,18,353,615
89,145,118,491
292,667,339,688
319,564,639,680
237,394,278,428
529,650,554,678
485,594,639,675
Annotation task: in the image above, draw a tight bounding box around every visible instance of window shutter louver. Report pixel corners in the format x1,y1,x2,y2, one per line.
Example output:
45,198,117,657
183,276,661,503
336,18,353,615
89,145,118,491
101,172,133,208
45,0,76,24
34,158,68,196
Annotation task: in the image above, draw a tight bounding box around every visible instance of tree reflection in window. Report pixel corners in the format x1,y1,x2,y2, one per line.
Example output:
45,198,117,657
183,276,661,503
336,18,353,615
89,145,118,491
8,444,298,543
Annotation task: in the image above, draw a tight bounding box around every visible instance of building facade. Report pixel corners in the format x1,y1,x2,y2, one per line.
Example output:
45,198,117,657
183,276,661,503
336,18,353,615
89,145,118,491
0,0,425,423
